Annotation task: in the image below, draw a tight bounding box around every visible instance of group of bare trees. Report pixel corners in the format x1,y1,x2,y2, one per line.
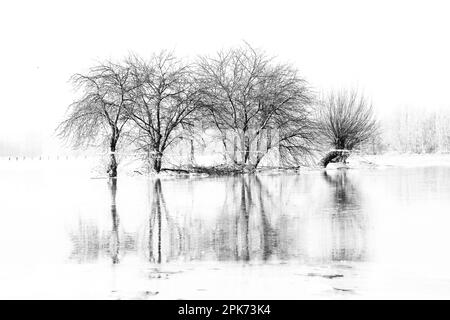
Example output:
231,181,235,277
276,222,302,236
196,45,316,167
58,52,202,176
58,44,378,176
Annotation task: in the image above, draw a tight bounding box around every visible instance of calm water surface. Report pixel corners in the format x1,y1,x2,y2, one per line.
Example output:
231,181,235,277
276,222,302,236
1,161,450,299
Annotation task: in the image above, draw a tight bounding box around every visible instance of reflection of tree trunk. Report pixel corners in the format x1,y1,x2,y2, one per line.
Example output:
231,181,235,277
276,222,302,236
240,178,250,261
254,176,272,261
323,170,350,204
157,200,162,264
230,179,239,260
151,179,163,264
160,185,182,259
148,178,179,263
109,178,119,264
322,170,366,261
148,199,156,262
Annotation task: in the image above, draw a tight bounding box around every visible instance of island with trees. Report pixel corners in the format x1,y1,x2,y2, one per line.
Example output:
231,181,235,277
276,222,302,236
55,43,393,177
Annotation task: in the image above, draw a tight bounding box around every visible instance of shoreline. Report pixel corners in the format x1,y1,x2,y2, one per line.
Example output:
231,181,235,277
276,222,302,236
129,153,450,178
2,153,450,179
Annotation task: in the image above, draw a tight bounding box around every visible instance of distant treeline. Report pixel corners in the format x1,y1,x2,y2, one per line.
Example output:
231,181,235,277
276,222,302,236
359,108,450,155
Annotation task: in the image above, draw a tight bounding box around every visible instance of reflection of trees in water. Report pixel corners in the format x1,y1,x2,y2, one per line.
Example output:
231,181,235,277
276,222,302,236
70,176,285,264
144,176,281,263
147,178,185,263
322,170,367,261
69,178,186,265
148,179,171,263
255,176,280,260
69,221,100,263
209,176,280,262
69,179,136,264
70,172,367,265
211,178,240,261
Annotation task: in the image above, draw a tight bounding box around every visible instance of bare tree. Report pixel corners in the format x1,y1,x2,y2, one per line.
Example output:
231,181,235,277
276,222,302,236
57,61,133,177
125,52,200,173
317,89,378,167
196,43,315,168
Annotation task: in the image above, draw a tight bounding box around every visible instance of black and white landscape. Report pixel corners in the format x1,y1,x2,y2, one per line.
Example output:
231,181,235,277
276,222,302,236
1,0,450,300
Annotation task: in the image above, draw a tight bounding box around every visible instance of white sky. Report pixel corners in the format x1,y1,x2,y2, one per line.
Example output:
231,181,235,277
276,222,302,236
1,0,449,153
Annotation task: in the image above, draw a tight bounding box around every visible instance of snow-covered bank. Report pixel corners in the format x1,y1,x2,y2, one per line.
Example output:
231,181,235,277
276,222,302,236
345,153,450,169
155,153,450,174
2,153,450,180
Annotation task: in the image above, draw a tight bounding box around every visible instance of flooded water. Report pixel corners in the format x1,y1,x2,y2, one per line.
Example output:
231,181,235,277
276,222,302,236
1,160,450,299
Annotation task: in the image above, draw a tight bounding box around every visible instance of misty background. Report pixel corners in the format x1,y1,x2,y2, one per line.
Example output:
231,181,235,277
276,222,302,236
1,0,449,156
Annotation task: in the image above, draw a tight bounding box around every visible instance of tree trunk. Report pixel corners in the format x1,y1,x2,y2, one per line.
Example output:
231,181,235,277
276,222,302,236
319,150,350,168
189,138,195,166
242,134,250,164
108,142,118,178
255,133,263,168
232,136,237,164
151,151,162,173
278,143,283,167
220,135,228,163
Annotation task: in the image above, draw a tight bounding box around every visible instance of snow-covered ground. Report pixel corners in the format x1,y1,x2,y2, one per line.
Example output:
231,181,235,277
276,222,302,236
347,153,450,168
